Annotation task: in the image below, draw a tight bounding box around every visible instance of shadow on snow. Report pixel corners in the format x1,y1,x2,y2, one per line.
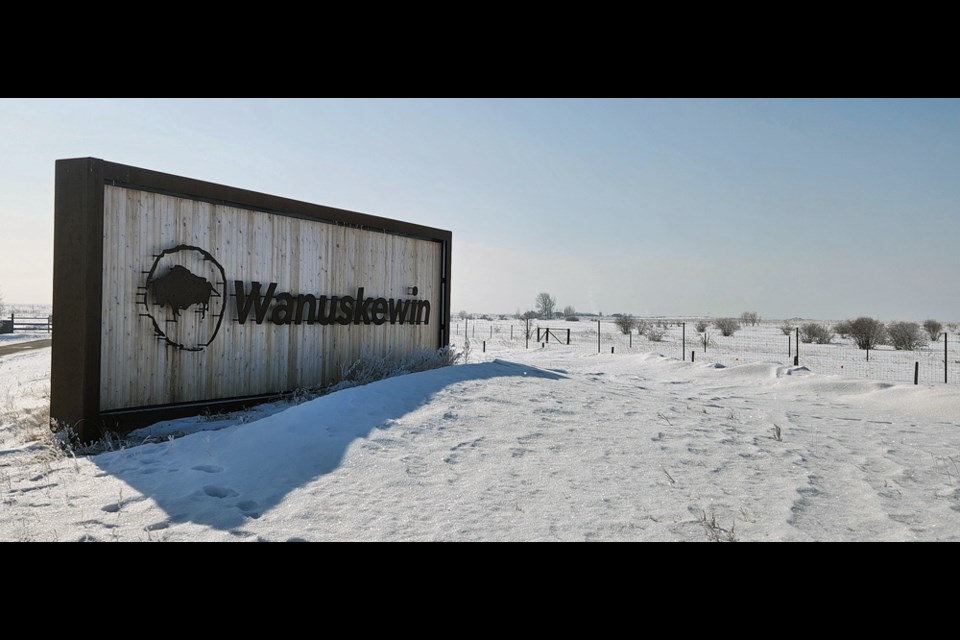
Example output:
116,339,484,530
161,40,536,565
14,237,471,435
91,360,565,532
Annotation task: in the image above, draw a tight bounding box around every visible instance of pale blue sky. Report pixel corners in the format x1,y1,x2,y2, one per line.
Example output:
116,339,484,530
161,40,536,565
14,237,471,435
1,98,958,320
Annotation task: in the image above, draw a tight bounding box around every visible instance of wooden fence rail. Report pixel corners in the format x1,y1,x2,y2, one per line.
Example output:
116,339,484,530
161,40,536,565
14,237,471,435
1,313,54,333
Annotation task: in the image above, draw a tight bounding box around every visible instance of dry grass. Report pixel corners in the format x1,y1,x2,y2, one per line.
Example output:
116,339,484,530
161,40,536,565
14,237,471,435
0,384,66,462
698,509,738,542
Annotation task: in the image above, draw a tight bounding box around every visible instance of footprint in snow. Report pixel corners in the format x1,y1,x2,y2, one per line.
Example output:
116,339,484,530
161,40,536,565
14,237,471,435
191,464,224,473
236,500,262,519
203,485,239,499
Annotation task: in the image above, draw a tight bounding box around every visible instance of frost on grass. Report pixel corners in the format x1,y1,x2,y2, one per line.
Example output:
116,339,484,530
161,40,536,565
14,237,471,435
330,345,461,392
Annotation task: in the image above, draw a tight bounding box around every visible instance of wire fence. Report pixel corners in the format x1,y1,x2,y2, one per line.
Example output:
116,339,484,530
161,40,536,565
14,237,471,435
452,318,960,386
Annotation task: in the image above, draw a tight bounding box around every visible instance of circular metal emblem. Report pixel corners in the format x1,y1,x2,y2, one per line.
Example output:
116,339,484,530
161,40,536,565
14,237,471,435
141,245,226,351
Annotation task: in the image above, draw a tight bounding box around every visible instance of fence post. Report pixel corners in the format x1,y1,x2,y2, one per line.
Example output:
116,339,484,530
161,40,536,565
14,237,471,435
566,328,570,345
483,341,486,353
945,332,948,384
490,326,493,339
691,350,695,362
611,347,615,354
536,326,541,343
866,347,869,362
629,332,632,348
597,320,601,354
914,361,919,385
788,333,791,358
794,327,799,366
525,318,529,349
510,325,513,340
682,322,686,361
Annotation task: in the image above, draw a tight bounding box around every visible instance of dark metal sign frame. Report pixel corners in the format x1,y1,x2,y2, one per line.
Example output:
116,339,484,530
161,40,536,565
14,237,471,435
52,158,452,441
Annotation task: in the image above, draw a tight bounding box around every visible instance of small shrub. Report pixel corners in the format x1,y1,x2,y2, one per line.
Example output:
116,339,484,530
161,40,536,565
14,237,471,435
695,319,708,333
614,314,638,335
647,326,666,342
800,322,834,344
698,509,737,542
847,317,886,350
714,318,740,337
834,320,851,339
565,316,579,322
636,319,651,336
780,321,795,336
948,323,959,333
887,321,927,351
923,319,943,342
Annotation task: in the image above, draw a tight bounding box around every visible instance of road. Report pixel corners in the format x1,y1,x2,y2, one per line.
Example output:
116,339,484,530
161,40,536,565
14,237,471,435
0,338,52,357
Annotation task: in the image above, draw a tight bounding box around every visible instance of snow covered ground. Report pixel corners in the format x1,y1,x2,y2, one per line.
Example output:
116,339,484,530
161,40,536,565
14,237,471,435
0,331,52,347
2,341,960,541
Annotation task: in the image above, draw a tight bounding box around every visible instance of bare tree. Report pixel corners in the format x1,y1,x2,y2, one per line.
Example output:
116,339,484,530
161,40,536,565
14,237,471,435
740,311,760,327
847,317,886,350
614,314,638,334
887,321,927,351
562,305,576,317
923,319,943,342
535,293,556,319
800,322,834,344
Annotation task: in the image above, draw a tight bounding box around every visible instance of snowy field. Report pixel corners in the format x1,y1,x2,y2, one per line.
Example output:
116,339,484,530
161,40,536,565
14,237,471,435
454,317,960,386
2,336,960,541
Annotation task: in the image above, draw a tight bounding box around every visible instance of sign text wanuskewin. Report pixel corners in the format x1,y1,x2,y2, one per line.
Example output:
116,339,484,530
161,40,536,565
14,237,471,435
234,282,430,326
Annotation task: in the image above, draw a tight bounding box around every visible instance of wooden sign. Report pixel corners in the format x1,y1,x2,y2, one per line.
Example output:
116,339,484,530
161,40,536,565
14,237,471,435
52,158,451,440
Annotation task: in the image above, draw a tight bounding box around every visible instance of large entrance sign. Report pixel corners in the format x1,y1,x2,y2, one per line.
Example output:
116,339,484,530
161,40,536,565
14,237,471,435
52,158,451,440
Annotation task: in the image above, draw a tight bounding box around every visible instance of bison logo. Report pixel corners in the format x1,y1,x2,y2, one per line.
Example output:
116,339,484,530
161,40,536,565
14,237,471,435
148,265,220,319
139,245,226,352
